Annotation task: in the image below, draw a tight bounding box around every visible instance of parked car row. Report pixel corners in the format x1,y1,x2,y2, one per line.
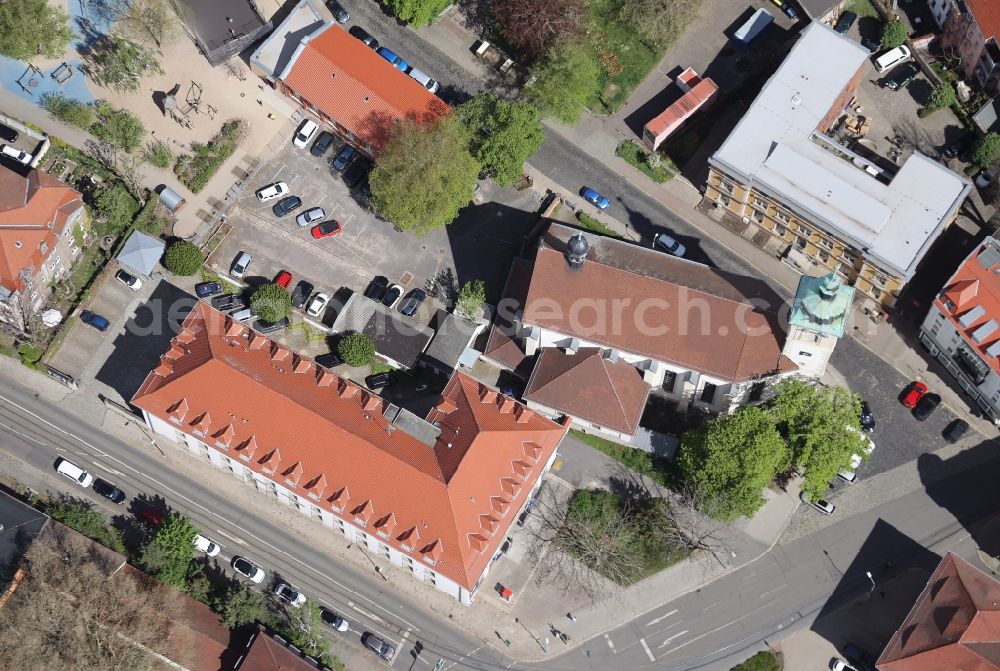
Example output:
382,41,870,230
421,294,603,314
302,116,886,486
901,380,968,441
800,402,879,515
363,275,426,316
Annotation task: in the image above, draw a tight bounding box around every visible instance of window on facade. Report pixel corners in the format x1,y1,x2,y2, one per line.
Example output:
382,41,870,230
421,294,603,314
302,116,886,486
943,298,955,312
819,238,834,250
662,370,677,393
720,194,731,206
818,250,830,263
721,181,734,193
874,273,887,286
775,211,790,223
752,197,767,209
795,237,807,250
700,383,718,403
870,287,882,299
773,223,787,236
380,544,391,557
358,531,368,543
748,382,766,402
798,350,813,357
796,224,811,236
752,210,764,223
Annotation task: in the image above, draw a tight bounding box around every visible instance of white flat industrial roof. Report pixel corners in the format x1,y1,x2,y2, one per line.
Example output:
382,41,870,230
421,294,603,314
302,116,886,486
250,0,325,79
711,21,971,279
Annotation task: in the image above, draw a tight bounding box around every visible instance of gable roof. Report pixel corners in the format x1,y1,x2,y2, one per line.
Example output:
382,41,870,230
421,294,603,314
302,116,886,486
132,303,568,590
878,552,1000,671
234,625,328,671
282,22,449,154
523,223,797,383
330,292,434,368
484,257,534,374
0,165,82,291
968,0,1000,40
523,347,650,436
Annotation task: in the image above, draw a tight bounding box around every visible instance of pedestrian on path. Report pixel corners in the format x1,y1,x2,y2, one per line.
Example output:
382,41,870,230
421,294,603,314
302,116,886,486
567,613,576,622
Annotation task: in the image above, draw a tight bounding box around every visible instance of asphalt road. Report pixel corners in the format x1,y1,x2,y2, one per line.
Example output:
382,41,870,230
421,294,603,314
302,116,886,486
0,373,511,671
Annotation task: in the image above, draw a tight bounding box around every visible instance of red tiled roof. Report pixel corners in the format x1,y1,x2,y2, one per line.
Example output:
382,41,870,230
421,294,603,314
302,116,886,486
283,23,449,154
967,0,1000,40
0,165,82,291
523,224,797,383
233,625,321,671
877,553,1000,671
933,240,1000,376
644,73,718,142
132,303,568,591
484,257,534,372
523,347,650,436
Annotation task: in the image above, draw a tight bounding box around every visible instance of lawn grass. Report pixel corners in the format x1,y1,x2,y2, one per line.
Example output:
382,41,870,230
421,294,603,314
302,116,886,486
843,0,880,19
570,429,680,490
369,361,393,375
730,650,782,671
616,141,673,182
574,211,621,238
586,0,664,114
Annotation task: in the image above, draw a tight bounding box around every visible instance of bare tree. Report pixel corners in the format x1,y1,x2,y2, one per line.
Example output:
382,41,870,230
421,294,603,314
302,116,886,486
0,525,192,671
87,0,174,48
84,139,147,204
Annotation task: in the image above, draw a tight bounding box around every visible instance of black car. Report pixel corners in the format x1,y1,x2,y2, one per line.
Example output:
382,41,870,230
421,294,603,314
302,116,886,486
364,275,389,301
361,632,395,661
331,144,357,172
365,372,393,389
859,400,875,432
93,478,126,504
943,418,969,443
311,131,336,157
195,281,223,298
0,123,17,143
381,284,402,307
326,0,349,22
272,195,303,217
883,62,920,91
342,156,372,188
942,134,973,159
291,280,314,309
913,392,942,420
833,10,856,35
256,317,290,333
212,294,246,311
349,25,379,50
398,289,426,316
315,352,343,369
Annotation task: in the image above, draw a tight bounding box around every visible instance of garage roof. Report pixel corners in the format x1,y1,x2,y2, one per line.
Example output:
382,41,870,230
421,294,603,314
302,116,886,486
117,230,166,278
330,292,434,369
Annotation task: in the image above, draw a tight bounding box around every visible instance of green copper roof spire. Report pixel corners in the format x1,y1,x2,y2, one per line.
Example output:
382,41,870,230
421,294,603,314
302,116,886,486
788,268,855,338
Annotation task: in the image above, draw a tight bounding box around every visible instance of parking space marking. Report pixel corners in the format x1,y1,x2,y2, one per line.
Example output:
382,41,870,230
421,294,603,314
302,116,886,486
639,638,655,662
604,633,615,651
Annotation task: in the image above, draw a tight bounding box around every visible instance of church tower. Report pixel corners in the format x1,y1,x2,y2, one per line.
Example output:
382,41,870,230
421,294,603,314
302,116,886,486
782,269,854,378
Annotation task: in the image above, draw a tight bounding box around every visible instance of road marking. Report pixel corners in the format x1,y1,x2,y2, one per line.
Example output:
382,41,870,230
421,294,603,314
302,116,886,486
658,630,688,648
760,585,784,598
646,609,677,626
214,528,245,545
441,643,486,670
0,389,422,632
90,461,120,476
604,633,615,651
0,419,46,445
639,637,655,662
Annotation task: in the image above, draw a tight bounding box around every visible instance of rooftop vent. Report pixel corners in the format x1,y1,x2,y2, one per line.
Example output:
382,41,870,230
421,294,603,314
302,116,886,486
791,94,801,106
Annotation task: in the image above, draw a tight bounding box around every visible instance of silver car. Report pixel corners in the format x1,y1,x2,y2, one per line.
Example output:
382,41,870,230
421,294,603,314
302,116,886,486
296,207,326,227
231,251,252,279
654,233,686,257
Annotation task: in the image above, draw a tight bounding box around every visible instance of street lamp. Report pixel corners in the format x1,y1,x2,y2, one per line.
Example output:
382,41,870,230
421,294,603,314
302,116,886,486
866,571,876,592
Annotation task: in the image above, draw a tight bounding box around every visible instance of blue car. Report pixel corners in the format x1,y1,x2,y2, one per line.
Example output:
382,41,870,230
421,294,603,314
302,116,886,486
376,47,409,72
80,310,110,332
581,187,610,210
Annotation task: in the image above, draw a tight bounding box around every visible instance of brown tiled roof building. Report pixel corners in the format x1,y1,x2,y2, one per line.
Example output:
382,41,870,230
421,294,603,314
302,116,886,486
878,552,1000,670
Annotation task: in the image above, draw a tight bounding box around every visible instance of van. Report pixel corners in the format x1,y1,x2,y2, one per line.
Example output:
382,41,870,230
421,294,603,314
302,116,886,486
0,144,31,165
874,45,911,73
56,458,95,487
407,68,439,93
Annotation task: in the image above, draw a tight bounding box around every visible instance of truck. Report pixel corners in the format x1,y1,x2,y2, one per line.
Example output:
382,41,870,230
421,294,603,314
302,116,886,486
733,7,774,48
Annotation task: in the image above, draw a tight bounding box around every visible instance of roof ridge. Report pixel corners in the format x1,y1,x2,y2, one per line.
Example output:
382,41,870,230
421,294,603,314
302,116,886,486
597,354,633,432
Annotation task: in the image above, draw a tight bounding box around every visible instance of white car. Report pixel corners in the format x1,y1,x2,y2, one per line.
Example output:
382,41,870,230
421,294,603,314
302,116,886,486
193,534,221,557
274,582,306,608
255,182,289,203
653,233,686,257
830,659,857,671
800,491,836,515
231,556,265,584
321,606,349,632
306,292,329,317
296,207,325,227
293,119,318,148
0,144,31,165
115,269,143,291
55,458,94,488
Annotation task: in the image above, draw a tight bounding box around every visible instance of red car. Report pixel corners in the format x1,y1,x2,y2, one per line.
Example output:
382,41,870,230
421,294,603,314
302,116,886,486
274,271,293,288
311,220,342,239
901,381,928,408
139,507,163,526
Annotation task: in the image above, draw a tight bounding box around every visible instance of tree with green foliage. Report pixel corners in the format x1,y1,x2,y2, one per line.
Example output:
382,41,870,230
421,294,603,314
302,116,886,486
217,582,269,628
94,182,140,236
456,279,485,319
457,94,543,186
370,116,480,236
143,140,172,168
91,102,147,152
493,0,586,63
880,16,907,49
678,406,790,521
617,0,700,46
525,40,600,124
89,33,164,93
921,82,956,116
973,132,1000,169
270,602,332,662
382,0,449,27
46,497,127,553
250,284,291,323
40,94,96,130
18,343,44,368
0,0,75,61
337,332,375,367
139,511,198,590
163,240,203,276
769,379,867,500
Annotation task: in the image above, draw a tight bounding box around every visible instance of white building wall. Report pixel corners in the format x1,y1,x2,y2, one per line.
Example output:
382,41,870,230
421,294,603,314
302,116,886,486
782,325,836,378
141,409,469,604
524,398,634,443
928,0,954,28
